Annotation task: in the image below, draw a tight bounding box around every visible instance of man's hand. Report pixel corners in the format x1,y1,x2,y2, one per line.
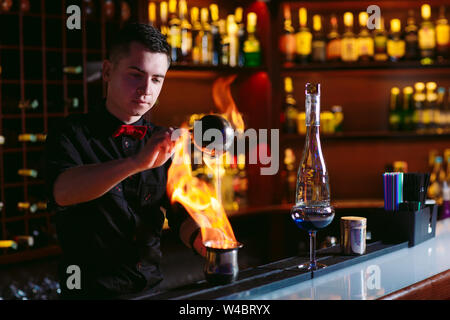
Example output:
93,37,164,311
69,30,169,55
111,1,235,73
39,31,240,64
131,127,177,171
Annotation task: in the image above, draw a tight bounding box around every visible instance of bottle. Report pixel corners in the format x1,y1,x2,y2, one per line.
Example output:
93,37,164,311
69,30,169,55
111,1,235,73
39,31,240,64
104,0,115,20
1,0,13,12
374,17,388,61
120,0,131,23
64,97,79,109
405,10,419,60
295,7,312,64
425,82,438,132
291,83,334,232
341,12,358,62
418,4,436,65
437,87,446,131
436,6,450,61
18,169,38,178
311,15,326,62
219,19,229,66
401,86,414,131
168,0,181,64
30,201,47,213
13,235,34,250
210,4,221,66
389,87,401,131
178,0,192,64
160,1,169,39
283,148,297,203
0,135,4,145
326,14,341,62
36,133,47,142
190,7,201,64
413,82,426,132
282,77,299,134
236,153,248,208
387,19,405,62
148,1,156,26
280,4,296,66
17,201,31,212
0,240,18,253
357,12,374,62
428,156,445,204
243,12,262,67
331,105,344,132
235,7,246,67
227,15,238,67
199,8,212,65
63,65,83,74
18,134,38,143
18,99,39,110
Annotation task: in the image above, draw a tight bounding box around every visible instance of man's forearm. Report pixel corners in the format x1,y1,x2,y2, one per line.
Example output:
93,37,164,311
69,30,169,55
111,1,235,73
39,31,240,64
53,157,141,206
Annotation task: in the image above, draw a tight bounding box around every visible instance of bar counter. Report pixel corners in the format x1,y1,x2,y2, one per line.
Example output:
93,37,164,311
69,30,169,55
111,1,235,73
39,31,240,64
136,218,450,300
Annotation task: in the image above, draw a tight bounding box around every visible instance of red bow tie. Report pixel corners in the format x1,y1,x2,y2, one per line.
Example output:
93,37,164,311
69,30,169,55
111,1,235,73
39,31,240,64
112,125,148,140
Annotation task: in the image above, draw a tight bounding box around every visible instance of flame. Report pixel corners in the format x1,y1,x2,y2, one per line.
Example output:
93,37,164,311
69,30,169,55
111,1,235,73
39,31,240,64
167,75,244,249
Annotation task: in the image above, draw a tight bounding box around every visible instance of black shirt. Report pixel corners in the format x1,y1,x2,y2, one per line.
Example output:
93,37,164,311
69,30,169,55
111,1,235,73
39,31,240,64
45,104,189,298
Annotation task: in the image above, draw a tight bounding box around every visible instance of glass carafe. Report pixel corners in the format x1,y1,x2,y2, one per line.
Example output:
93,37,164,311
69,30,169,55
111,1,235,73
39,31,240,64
291,83,335,271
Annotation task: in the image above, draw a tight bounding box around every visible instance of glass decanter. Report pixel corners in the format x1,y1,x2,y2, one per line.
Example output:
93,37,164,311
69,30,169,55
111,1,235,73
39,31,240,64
291,82,335,271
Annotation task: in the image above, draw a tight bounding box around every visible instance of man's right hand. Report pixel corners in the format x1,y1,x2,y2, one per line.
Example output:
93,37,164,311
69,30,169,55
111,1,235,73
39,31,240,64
131,127,177,171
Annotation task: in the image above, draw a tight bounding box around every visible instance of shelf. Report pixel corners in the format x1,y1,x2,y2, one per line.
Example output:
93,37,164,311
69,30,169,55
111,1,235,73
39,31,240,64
4,180,45,188
1,112,84,119
281,131,450,142
4,212,54,223
2,146,45,154
0,45,102,54
2,80,84,85
0,245,61,265
282,60,450,72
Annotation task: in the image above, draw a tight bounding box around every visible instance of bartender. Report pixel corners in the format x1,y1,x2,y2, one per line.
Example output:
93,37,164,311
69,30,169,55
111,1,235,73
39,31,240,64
45,23,205,299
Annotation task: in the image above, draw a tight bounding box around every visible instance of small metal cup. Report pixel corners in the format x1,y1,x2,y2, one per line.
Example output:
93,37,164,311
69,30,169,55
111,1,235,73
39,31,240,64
340,216,367,255
204,241,243,285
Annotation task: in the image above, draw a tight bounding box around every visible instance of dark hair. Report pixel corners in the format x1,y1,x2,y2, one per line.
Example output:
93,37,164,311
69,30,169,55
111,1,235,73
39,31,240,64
108,23,171,67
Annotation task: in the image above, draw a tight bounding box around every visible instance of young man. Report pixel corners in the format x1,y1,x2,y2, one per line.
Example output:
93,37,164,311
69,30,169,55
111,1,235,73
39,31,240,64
45,23,204,299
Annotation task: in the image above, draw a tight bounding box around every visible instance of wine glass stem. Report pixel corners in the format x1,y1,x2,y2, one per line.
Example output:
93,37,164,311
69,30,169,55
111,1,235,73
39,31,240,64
309,230,317,268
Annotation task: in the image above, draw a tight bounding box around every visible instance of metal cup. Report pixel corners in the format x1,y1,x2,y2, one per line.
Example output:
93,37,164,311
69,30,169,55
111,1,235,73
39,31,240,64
340,216,367,255
203,240,243,285
191,114,234,157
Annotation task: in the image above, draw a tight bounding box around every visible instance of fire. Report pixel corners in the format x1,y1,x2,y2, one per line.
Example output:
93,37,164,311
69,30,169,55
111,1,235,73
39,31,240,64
167,75,244,249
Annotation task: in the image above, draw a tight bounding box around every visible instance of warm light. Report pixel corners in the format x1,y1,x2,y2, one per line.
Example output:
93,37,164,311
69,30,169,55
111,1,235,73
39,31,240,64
148,2,156,24
283,4,292,21
421,4,431,20
247,12,257,33
210,4,219,22
299,7,307,27
426,82,437,91
391,87,400,95
313,14,321,31
414,82,425,91
390,19,401,32
344,12,353,27
284,77,293,93
167,76,244,249
191,7,199,23
227,15,237,35
201,7,209,24
403,86,413,94
235,7,243,24
168,0,176,14
359,12,368,27
160,1,168,22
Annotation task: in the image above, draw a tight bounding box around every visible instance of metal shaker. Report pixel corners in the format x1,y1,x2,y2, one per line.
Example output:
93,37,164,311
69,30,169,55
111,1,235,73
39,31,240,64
340,216,367,255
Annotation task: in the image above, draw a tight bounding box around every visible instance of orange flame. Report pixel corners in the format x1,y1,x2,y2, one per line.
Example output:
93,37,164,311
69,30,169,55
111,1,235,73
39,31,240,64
167,76,244,249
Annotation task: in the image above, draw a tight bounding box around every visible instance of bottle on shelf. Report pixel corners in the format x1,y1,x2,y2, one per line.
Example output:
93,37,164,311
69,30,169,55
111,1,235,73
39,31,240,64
199,8,212,65
64,97,80,109
311,14,326,63
219,19,229,66
437,87,447,131
18,134,38,143
0,135,4,145
341,12,358,62
418,4,436,65
104,0,115,20
17,201,31,212
281,76,299,134
227,14,238,67
401,86,414,131
331,105,344,132
18,99,39,110
413,82,426,132
1,0,13,12
148,1,156,26
120,0,131,22
282,148,297,204
243,12,262,67
405,9,419,60
428,156,446,204
389,87,401,131
30,201,47,213
0,240,18,253
387,19,405,62
18,169,38,178
63,65,83,74
190,6,201,64
357,12,374,62
13,235,34,250
280,4,296,66
435,6,450,61
235,7,246,67
295,7,312,64
425,82,438,132
160,1,169,39
168,0,181,64
36,133,47,142
326,14,341,62
373,17,388,61
235,153,248,209
210,4,221,66
179,0,192,64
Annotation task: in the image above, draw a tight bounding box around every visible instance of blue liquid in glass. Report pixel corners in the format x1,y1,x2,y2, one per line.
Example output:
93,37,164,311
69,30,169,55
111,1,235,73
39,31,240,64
291,206,335,232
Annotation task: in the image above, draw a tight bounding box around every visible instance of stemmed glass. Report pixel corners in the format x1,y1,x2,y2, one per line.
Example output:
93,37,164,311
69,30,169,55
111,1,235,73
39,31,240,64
290,83,335,271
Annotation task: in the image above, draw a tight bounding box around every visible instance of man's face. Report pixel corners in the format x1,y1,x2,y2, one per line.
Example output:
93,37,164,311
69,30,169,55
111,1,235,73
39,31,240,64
103,41,169,121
